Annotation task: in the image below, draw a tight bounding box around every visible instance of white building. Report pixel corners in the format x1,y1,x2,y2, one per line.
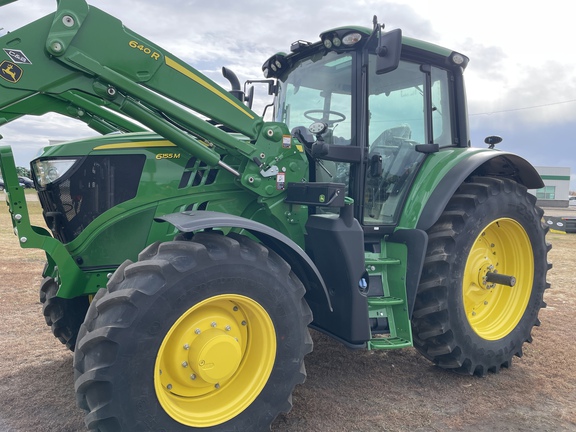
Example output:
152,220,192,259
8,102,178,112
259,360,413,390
529,166,571,208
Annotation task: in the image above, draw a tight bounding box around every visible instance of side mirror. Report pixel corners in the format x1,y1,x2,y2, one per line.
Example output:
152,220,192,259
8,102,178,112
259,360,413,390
376,29,402,75
244,86,255,109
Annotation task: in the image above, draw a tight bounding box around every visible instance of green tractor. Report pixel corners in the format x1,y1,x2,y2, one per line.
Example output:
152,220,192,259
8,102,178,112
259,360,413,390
0,1,550,430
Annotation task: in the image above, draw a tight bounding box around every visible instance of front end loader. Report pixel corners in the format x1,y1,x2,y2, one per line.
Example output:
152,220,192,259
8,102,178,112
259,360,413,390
0,1,550,430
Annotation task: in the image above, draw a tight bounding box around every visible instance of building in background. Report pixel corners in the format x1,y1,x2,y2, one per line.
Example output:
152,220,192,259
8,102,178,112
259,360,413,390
529,166,571,208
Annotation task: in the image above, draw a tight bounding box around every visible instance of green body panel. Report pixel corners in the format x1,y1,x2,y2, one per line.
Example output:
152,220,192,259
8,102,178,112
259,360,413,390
398,147,493,229
2,131,307,298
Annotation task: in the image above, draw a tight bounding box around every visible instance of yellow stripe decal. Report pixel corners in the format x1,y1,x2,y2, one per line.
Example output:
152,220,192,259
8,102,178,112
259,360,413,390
164,56,254,120
93,141,177,150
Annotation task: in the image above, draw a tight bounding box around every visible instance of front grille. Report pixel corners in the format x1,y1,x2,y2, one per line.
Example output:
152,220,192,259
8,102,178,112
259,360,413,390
38,155,146,243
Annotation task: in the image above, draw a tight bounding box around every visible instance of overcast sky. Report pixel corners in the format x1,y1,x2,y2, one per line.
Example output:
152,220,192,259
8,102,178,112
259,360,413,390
1,0,575,191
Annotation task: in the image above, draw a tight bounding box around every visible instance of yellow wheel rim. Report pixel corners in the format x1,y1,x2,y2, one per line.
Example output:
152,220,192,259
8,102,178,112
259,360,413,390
463,218,533,340
154,294,276,427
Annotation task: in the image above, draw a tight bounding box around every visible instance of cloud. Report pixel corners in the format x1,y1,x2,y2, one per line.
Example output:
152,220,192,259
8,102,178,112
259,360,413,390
2,0,576,184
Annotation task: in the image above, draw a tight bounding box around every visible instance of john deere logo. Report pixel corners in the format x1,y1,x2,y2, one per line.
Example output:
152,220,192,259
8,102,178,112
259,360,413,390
0,61,23,83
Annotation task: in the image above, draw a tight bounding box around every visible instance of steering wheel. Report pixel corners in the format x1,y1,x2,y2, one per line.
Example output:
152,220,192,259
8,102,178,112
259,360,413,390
304,109,346,126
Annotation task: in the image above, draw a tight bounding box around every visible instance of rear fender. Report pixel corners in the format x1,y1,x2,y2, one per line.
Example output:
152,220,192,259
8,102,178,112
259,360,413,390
416,152,543,231
156,211,332,311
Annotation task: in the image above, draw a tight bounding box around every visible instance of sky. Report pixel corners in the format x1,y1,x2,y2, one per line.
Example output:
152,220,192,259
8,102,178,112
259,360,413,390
1,0,575,192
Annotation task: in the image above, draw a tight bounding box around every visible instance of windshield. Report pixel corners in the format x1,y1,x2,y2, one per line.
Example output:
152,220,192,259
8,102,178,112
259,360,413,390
276,51,352,143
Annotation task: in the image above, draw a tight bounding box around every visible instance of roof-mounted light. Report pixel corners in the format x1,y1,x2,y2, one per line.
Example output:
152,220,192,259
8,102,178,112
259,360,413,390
261,53,287,78
320,28,367,51
342,32,362,46
450,52,469,69
452,54,464,65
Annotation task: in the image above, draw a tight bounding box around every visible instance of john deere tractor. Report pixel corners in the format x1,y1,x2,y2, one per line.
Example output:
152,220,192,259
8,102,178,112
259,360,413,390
0,1,550,430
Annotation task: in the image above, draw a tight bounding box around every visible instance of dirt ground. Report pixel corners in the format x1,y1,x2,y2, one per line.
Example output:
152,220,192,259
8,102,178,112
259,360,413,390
0,199,575,432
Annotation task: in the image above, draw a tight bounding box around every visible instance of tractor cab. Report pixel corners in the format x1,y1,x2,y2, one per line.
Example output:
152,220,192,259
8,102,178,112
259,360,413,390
266,22,469,227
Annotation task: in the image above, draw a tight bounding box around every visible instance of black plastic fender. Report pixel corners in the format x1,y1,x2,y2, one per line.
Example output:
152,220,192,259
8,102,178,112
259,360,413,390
155,210,332,310
388,228,428,318
416,152,543,231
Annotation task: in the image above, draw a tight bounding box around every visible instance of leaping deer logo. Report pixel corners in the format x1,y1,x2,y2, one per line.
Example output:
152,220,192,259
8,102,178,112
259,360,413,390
0,61,23,83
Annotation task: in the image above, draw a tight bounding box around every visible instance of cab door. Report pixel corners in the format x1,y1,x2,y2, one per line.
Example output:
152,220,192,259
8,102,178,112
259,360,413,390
362,58,456,227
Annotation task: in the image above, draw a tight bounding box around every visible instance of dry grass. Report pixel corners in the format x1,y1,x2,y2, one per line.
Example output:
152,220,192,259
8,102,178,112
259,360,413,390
0,199,575,431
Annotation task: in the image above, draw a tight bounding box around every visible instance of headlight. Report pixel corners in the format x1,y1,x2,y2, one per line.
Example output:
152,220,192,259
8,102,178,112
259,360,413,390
33,158,78,187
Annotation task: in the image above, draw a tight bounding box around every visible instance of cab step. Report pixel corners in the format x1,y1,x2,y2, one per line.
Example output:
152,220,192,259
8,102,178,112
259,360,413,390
367,336,412,350
367,296,412,350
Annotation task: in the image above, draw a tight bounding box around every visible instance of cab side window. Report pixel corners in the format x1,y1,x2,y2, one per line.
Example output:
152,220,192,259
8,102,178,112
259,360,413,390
364,60,454,225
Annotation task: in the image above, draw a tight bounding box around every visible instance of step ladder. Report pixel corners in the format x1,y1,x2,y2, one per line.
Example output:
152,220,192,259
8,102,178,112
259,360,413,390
365,251,413,350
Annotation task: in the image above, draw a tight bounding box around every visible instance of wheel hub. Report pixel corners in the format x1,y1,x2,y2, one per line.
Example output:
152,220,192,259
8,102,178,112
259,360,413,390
154,294,276,427
478,262,496,289
189,329,241,383
463,218,533,340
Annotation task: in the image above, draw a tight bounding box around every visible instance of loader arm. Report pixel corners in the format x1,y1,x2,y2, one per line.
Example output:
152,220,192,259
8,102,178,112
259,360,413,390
0,91,146,134
1,0,302,188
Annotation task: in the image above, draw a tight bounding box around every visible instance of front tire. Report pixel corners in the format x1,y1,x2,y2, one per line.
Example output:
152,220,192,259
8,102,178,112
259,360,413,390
412,176,550,375
74,232,312,431
39,276,89,351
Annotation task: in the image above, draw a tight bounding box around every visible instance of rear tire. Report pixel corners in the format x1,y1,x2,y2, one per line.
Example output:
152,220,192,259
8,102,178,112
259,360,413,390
412,176,550,375
39,276,89,351
74,232,312,431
